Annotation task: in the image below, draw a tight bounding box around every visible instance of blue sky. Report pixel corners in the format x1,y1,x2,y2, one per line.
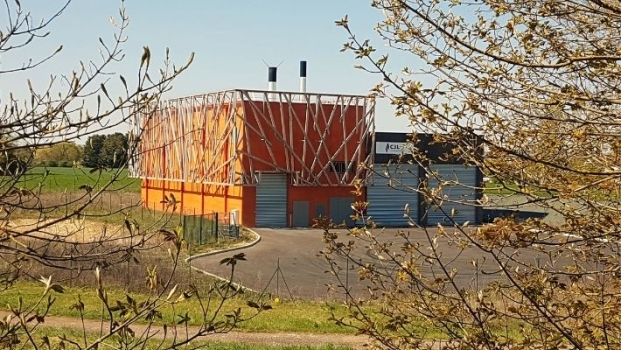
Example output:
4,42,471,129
4,0,417,132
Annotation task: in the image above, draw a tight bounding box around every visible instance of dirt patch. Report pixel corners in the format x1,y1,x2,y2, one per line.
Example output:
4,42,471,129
2,218,253,292
0,312,371,349
9,218,125,242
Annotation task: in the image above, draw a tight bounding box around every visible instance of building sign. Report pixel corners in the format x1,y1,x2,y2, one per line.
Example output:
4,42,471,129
375,142,407,155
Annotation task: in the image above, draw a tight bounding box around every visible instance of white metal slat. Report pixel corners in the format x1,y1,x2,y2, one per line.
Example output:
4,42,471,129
367,164,419,227
255,173,288,227
426,164,477,225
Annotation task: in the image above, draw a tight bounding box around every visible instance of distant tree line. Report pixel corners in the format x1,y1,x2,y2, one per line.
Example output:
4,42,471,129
82,133,129,168
34,141,83,167
2,133,129,170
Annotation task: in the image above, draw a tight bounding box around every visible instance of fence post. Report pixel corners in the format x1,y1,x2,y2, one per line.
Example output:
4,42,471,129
346,258,350,303
188,241,192,283
215,212,218,242
69,252,74,288
201,209,206,245
182,214,186,242
196,208,201,245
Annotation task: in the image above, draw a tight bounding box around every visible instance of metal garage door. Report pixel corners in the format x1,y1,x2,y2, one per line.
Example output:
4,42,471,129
367,164,419,227
256,173,287,227
329,197,355,226
425,164,477,226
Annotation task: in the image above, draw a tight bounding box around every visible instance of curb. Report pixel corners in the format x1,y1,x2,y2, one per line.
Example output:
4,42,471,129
184,228,262,294
185,228,262,262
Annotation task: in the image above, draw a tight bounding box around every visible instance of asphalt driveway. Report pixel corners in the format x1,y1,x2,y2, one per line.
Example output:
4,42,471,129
190,228,335,299
189,227,569,300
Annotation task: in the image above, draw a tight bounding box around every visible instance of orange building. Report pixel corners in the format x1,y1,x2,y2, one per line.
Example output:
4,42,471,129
131,76,375,227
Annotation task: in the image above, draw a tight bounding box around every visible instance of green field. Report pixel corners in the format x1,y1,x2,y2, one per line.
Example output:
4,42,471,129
11,167,141,193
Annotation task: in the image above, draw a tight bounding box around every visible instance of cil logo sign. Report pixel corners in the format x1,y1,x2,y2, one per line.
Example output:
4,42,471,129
376,142,407,155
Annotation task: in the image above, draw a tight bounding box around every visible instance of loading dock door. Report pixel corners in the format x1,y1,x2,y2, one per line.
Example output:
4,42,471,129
425,164,477,226
256,173,288,227
367,164,419,227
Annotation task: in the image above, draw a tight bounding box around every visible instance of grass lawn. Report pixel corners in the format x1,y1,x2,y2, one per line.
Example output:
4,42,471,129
11,167,141,193
0,282,524,342
483,180,558,197
483,181,515,195
0,282,360,335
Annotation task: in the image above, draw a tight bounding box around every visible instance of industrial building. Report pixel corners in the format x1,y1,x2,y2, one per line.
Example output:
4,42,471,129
368,132,482,227
130,62,481,228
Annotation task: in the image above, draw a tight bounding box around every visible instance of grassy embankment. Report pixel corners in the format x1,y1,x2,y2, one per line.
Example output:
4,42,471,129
0,168,525,342
1,168,372,341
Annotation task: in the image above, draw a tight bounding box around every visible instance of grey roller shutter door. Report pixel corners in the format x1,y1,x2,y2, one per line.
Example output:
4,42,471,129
256,173,287,227
367,164,419,227
425,164,477,225
329,197,356,226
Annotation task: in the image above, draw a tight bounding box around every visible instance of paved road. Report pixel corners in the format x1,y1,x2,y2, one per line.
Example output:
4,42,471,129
190,227,569,300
